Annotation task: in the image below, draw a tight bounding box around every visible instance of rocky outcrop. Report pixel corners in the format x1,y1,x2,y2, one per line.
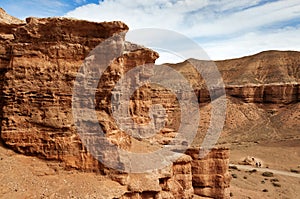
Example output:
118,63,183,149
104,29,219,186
1,6,299,198
110,148,229,199
195,82,300,104
114,154,194,199
0,10,230,199
194,83,300,104
187,148,230,199
168,53,299,145
225,83,299,104
0,16,133,171
169,52,300,104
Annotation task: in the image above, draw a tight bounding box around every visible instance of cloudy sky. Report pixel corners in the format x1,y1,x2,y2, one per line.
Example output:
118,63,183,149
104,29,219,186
1,0,300,63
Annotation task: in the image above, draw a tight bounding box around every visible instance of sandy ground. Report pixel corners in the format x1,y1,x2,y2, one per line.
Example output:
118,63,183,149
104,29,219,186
1,138,300,198
0,143,127,199
227,140,300,199
229,166,300,199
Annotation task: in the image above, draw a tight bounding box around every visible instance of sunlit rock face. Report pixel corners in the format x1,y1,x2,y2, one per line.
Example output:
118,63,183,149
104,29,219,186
0,9,234,199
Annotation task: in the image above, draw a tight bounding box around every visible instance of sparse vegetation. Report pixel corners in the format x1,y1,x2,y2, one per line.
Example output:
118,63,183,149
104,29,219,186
271,178,279,182
272,182,281,187
290,169,300,174
262,189,268,192
262,172,274,177
232,173,238,178
229,165,238,170
248,169,257,174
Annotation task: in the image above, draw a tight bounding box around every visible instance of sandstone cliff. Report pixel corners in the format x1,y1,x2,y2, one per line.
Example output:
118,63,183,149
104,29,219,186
167,51,300,104
0,16,131,171
0,9,230,199
1,6,299,198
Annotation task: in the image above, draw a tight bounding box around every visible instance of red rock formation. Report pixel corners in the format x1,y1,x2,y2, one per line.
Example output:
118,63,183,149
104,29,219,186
187,148,231,199
168,52,300,104
1,6,299,197
225,83,299,103
110,149,229,198
0,15,134,171
0,9,230,198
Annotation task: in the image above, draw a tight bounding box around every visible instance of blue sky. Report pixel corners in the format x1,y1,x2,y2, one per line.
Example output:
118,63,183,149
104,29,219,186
1,0,300,63
0,0,100,19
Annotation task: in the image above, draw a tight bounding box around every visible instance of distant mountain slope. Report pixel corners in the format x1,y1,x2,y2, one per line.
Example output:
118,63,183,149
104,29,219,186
216,50,300,85
166,50,300,87
169,51,300,145
0,8,24,24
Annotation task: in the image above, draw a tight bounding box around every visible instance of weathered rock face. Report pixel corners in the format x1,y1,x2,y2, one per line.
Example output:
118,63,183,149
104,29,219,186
165,53,299,146
186,148,231,199
0,10,230,199
1,6,299,198
225,83,299,104
194,83,299,104
0,16,134,171
169,52,300,104
114,154,194,199
109,148,229,199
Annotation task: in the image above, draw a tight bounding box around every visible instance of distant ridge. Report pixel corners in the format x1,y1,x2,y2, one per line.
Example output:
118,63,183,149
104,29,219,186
166,50,300,85
0,8,24,24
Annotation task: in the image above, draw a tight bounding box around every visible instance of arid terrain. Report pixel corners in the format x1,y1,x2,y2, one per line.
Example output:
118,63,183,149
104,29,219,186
0,8,299,199
158,50,300,198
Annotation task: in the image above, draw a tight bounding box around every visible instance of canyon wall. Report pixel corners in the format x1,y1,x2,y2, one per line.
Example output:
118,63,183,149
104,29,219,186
115,148,230,199
0,17,134,171
170,58,300,104
0,11,230,198
196,83,299,103
1,8,299,198
186,148,231,199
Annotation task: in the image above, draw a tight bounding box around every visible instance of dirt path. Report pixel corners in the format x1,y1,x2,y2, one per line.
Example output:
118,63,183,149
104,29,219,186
229,164,300,178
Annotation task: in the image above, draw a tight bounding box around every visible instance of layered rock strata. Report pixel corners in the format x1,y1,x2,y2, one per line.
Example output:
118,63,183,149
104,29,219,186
110,148,229,199
186,148,230,199
0,10,230,198
170,53,300,104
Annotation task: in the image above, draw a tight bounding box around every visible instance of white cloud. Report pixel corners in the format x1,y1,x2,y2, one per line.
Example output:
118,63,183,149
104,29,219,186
186,0,300,37
155,51,185,64
203,26,300,60
65,0,300,62
65,0,209,31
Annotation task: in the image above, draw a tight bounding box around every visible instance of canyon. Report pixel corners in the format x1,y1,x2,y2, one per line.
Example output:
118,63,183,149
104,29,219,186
0,8,299,199
0,9,230,198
